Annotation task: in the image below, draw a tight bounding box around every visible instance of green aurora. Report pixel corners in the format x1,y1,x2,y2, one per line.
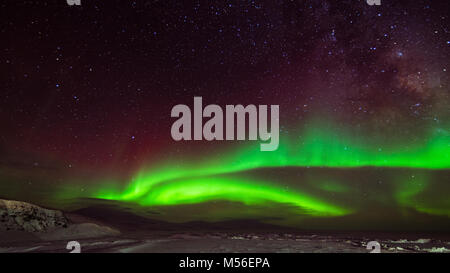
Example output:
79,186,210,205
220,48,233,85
93,124,450,220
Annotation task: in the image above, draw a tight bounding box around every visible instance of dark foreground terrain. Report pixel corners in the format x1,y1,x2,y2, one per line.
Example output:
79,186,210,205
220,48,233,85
1,201,449,253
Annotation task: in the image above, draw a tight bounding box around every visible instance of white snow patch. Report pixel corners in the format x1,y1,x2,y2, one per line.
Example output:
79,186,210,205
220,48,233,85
424,247,450,253
389,239,431,244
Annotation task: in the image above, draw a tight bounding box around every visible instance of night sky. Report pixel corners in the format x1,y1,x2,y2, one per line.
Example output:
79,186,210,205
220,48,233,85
0,1,449,224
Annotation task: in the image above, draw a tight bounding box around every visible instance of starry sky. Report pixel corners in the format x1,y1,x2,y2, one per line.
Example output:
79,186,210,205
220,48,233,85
0,0,449,213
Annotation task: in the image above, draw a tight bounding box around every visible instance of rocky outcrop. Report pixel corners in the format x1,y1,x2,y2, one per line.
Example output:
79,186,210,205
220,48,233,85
0,199,68,232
